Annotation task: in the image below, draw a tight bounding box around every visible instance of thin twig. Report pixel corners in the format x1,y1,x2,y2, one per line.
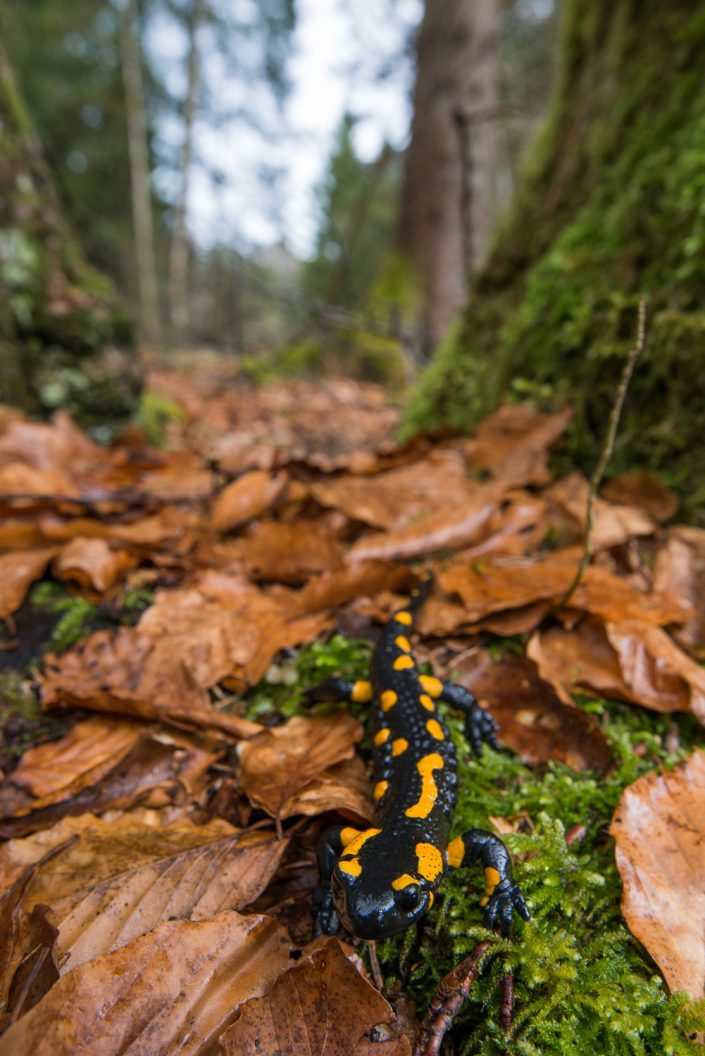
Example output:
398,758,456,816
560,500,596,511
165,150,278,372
558,296,648,609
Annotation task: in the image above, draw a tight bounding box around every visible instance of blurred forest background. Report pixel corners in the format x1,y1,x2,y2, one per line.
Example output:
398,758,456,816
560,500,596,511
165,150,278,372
1,0,704,507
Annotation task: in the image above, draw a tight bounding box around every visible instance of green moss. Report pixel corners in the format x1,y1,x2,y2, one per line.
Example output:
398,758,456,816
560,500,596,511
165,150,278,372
406,1,705,518
134,391,185,446
30,581,97,653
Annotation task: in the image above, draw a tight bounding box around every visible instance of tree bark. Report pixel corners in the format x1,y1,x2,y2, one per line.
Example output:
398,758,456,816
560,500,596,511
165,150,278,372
398,0,501,354
118,0,162,346
0,36,137,423
407,0,705,502
169,0,207,343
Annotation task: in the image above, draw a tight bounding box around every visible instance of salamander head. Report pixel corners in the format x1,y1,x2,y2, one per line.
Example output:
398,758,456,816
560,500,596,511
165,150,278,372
331,867,432,939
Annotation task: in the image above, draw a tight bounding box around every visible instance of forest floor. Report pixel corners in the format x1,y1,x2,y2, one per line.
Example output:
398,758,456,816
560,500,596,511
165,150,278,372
1,364,705,1055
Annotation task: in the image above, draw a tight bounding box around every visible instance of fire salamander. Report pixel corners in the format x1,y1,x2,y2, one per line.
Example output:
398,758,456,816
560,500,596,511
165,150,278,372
305,580,530,940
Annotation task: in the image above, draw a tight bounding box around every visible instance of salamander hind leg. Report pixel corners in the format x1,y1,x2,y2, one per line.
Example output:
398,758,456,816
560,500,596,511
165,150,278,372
439,680,499,756
447,829,530,936
312,825,346,936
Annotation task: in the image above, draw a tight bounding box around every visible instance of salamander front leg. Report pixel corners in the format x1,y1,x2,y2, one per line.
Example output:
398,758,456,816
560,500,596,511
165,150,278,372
312,825,345,936
302,677,373,705
447,829,529,936
439,681,499,756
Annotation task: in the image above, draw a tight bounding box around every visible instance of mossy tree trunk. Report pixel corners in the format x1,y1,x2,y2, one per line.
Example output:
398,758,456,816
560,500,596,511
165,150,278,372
407,0,705,508
0,37,138,427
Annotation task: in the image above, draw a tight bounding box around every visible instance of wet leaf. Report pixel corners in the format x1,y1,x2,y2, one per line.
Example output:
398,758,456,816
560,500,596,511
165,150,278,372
237,714,365,820
654,526,705,657
461,404,572,486
311,450,487,530
348,484,504,562
38,628,263,738
452,649,613,771
0,911,292,1056
212,470,288,533
611,750,705,996
601,471,678,523
0,812,288,973
52,537,136,595
221,937,411,1055
0,548,59,620
0,728,217,838
547,473,655,549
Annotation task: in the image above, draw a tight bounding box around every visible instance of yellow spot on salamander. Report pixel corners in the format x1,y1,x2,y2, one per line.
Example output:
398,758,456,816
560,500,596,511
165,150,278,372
395,611,413,626
351,680,373,702
480,894,490,907
381,690,397,711
394,635,411,652
426,719,444,740
392,737,409,756
339,858,362,877
393,655,414,671
340,827,361,847
485,866,501,894
419,675,443,697
446,835,465,868
341,828,381,858
405,753,444,819
419,694,435,712
415,842,444,882
427,891,435,908
374,727,390,746
392,873,419,890
374,780,389,800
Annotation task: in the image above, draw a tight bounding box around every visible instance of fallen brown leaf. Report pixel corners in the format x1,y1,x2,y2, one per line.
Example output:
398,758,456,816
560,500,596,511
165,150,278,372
654,526,705,657
0,727,217,838
221,936,411,1055
52,537,136,595
611,750,705,996
461,403,572,487
528,617,705,716
451,649,613,771
211,517,345,582
0,811,288,974
347,484,504,562
601,471,678,523
0,910,292,1056
237,714,365,820
547,473,655,549
212,470,288,533
311,450,486,530
38,627,263,738
0,548,59,620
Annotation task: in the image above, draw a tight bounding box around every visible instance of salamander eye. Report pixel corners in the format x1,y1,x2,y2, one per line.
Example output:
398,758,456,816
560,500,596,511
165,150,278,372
394,884,423,912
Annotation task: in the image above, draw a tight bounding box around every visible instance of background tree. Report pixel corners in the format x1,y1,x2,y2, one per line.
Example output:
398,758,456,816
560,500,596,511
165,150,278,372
118,0,163,344
0,36,136,423
397,0,502,355
407,0,705,512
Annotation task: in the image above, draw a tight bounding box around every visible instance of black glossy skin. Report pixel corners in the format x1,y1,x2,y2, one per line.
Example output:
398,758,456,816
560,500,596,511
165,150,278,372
306,583,530,941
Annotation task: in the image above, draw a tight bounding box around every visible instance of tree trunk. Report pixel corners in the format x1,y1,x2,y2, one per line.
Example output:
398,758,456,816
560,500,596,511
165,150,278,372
0,37,137,424
397,0,501,354
406,0,705,510
118,0,162,346
169,0,207,344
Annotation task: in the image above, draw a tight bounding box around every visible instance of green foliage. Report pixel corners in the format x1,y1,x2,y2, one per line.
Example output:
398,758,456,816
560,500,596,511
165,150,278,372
304,113,403,311
30,581,97,653
135,391,185,446
244,634,373,723
406,1,705,517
